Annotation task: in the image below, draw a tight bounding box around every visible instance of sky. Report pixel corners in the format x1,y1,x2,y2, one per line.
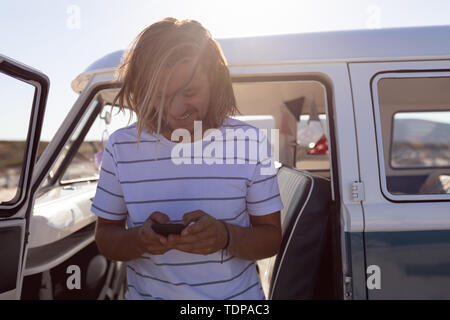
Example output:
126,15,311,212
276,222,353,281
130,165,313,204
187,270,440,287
1,0,450,140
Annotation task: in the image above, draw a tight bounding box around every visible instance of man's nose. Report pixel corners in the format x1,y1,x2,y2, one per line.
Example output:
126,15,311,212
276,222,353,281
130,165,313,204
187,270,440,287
169,93,189,116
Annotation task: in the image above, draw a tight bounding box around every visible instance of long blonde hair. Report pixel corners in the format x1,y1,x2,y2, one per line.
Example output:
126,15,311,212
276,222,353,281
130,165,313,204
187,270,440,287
112,18,238,143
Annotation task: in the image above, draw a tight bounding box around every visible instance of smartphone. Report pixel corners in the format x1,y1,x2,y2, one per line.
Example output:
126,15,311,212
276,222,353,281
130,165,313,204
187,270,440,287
151,223,185,236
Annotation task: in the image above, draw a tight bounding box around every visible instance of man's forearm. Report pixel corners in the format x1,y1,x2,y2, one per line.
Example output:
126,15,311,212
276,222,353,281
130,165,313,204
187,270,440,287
95,224,145,262
225,223,282,260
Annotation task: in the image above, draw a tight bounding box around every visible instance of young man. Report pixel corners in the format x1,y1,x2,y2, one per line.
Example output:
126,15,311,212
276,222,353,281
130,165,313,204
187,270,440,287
92,17,283,300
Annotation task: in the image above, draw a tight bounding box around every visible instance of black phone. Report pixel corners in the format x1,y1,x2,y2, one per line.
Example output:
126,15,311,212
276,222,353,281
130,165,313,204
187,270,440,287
151,223,185,236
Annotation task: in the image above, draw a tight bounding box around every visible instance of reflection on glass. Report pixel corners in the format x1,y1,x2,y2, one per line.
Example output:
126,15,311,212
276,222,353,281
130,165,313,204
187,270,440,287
391,111,450,169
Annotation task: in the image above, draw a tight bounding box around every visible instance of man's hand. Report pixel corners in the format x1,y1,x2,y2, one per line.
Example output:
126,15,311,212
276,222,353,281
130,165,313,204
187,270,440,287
167,210,228,255
138,211,173,255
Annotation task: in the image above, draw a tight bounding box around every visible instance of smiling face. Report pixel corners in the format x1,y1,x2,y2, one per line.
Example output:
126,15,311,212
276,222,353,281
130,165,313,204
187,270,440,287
113,18,238,144
157,60,211,137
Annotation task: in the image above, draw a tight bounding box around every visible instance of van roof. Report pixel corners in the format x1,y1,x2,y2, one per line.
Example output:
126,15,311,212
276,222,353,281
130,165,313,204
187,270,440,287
72,25,450,93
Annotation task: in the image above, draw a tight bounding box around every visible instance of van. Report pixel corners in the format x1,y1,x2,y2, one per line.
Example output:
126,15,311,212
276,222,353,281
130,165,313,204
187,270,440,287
1,25,449,300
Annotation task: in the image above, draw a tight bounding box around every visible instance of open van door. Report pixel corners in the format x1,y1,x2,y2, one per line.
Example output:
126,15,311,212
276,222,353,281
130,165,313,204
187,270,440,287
0,55,48,299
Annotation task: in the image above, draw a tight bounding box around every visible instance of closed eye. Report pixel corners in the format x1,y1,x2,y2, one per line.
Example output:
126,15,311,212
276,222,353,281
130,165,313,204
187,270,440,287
183,85,201,97
184,90,197,97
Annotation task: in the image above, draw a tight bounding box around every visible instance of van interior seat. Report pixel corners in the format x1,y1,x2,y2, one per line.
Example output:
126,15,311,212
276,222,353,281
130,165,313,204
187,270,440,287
257,166,332,299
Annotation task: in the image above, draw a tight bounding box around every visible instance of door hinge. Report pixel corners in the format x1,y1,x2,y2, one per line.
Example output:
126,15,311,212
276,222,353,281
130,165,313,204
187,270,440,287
344,275,353,299
351,181,365,202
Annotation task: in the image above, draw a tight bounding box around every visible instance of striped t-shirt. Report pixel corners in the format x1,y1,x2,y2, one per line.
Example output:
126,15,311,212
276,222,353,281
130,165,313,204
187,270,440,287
91,117,283,300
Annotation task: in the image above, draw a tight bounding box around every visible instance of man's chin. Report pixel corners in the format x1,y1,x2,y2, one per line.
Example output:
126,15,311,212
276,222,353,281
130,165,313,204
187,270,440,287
166,122,195,138
169,117,204,131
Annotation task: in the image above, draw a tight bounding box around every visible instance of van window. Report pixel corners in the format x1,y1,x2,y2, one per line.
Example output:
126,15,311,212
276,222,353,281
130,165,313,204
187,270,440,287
391,111,450,169
42,98,100,187
232,80,330,174
376,75,450,196
0,71,35,203
60,104,136,184
40,93,136,189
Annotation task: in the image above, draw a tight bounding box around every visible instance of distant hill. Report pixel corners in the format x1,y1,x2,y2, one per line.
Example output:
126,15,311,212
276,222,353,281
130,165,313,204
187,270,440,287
393,118,450,145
